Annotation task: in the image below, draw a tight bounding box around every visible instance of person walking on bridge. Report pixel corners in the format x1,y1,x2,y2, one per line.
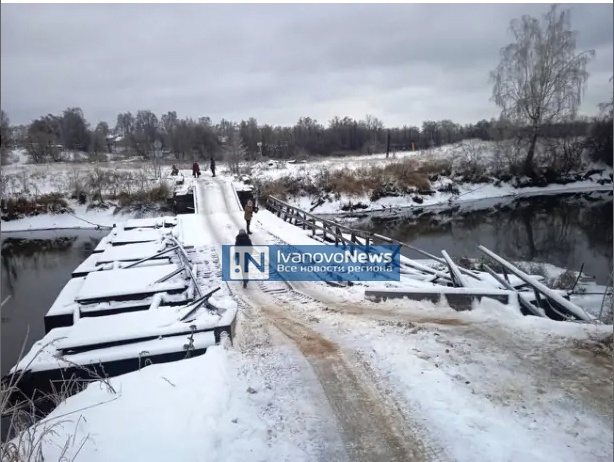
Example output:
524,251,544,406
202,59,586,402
192,162,201,178
235,228,252,288
244,199,255,235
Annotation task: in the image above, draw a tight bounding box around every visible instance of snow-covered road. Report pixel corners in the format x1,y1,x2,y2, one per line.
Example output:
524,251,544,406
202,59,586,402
194,175,613,462
196,176,435,461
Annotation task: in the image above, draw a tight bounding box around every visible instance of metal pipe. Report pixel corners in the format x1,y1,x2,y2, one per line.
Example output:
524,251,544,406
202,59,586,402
178,287,222,322
483,264,546,317
169,235,202,297
441,250,468,287
478,245,594,322
153,266,185,284
123,244,180,269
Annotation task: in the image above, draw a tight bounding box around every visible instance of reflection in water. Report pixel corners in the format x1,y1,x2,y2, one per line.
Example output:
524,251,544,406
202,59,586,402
2,237,77,295
355,192,613,284
0,229,105,377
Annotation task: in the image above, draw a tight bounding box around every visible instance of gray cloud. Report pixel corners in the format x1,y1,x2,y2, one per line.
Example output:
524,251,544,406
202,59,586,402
1,4,612,128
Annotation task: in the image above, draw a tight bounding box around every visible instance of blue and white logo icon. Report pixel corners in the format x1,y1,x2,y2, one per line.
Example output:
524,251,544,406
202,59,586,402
227,245,270,280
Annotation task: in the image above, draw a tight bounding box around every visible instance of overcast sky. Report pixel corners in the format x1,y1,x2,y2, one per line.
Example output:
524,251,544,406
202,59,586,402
1,3,612,128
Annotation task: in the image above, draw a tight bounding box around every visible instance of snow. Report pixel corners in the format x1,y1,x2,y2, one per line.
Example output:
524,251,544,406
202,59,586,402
95,240,169,263
56,302,236,351
15,344,347,462
4,148,30,165
105,227,173,245
74,264,187,302
275,292,613,462
0,204,130,233
77,291,192,314
176,214,209,247
55,311,212,352
364,286,516,297
1,160,181,232
44,278,84,317
286,181,614,216
7,170,613,462
1,159,173,197
11,328,217,374
71,251,171,276
120,217,174,230
480,246,594,321
237,140,613,216
355,325,612,461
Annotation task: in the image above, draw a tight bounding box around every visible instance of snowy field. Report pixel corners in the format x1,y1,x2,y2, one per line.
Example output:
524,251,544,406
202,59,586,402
1,156,195,232
1,159,185,199
9,175,612,462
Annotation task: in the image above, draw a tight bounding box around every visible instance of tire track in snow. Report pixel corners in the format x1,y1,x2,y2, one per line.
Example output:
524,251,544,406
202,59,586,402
197,178,439,462
196,180,350,461
262,306,429,462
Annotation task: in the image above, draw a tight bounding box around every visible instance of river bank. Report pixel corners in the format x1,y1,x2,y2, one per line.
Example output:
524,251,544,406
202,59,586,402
242,140,612,216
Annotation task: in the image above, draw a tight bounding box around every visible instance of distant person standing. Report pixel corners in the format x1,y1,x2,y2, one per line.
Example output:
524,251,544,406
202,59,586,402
210,157,216,177
244,199,255,234
234,228,252,288
192,162,201,178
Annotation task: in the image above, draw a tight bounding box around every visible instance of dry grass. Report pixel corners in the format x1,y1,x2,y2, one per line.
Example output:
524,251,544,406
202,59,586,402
116,182,172,207
1,331,119,462
1,194,72,221
256,157,447,202
256,175,319,202
549,269,579,291
1,163,175,218
515,262,550,279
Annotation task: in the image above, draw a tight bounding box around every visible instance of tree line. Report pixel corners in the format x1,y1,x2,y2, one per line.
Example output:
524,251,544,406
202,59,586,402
0,4,612,170
1,108,610,164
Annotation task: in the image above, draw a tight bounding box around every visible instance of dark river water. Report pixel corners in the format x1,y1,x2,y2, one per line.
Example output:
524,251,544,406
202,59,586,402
1,192,612,376
1,229,106,377
352,191,613,285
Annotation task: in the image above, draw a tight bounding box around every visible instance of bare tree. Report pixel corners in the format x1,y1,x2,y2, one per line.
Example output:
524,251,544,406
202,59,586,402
61,107,90,151
90,122,109,155
134,110,159,158
224,128,247,175
490,4,594,175
115,111,136,152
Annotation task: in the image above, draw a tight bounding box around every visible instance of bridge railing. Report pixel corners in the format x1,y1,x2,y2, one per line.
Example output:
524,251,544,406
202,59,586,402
265,196,385,247
265,196,479,279
264,195,596,323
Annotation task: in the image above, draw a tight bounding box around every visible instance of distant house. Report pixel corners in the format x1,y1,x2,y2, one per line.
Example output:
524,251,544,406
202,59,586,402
106,134,124,153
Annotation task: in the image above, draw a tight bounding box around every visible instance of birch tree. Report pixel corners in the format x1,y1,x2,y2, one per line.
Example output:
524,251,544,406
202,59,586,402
490,4,594,175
